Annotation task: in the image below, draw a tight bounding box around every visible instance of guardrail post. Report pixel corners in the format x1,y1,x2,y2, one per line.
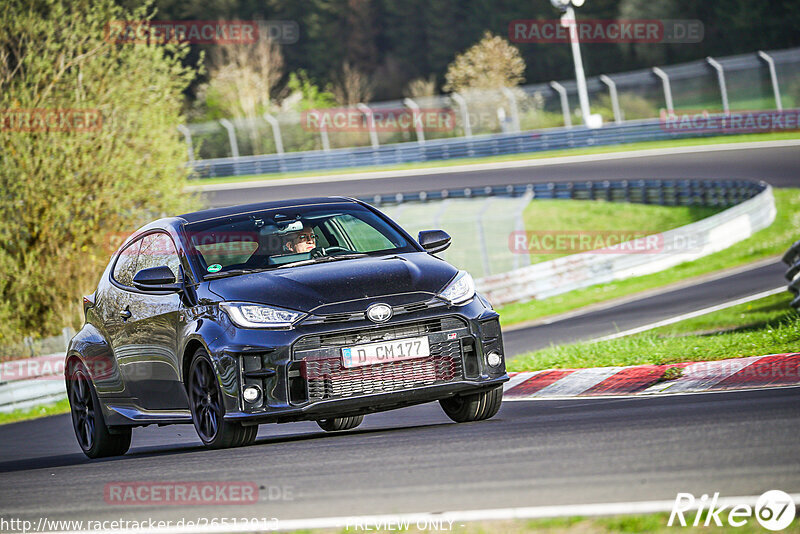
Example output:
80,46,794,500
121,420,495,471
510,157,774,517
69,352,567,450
451,93,472,137
652,67,674,115
501,88,522,133
403,97,426,144
176,124,195,163
218,119,240,159
758,51,783,111
357,103,379,148
706,57,730,114
599,75,622,124
550,81,572,128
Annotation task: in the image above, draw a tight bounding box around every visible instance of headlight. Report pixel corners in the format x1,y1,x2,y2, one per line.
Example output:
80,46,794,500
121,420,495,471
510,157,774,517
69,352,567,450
438,271,475,305
219,302,305,329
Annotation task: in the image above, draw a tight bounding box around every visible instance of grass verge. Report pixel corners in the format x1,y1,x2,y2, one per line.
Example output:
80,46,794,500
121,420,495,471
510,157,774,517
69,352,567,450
508,292,799,372
521,200,720,264
0,398,69,425
497,188,800,327
189,131,799,187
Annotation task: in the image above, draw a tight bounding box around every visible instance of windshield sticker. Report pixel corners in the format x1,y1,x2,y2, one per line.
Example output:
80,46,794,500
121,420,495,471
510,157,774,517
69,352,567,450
207,264,222,273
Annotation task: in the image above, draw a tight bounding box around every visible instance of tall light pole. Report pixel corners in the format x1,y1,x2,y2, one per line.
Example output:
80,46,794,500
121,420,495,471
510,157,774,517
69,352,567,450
551,0,593,127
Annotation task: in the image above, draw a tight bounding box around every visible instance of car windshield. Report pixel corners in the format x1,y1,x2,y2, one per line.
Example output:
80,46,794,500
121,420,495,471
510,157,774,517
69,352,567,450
183,204,417,278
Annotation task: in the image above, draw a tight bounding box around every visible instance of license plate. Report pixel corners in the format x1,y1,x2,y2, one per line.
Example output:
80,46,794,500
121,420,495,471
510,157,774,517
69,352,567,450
341,336,430,368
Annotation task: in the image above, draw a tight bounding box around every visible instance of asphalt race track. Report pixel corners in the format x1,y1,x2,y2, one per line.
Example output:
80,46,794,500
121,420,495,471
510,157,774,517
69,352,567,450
202,143,800,207
1,388,799,525
0,144,798,528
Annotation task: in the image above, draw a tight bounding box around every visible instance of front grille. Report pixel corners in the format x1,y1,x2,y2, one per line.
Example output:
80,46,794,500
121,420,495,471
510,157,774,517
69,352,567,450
294,316,465,352
304,338,463,400
291,316,468,402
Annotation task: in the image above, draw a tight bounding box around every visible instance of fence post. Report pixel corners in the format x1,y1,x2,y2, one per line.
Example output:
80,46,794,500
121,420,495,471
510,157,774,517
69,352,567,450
476,197,494,276
550,81,572,128
263,113,284,154
357,103,379,148
451,92,472,137
706,57,730,114
320,121,331,152
512,191,533,270
501,88,521,133
176,124,195,163
758,51,783,111
599,75,622,124
652,67,674,115
218,119,240,159
403,97,425,144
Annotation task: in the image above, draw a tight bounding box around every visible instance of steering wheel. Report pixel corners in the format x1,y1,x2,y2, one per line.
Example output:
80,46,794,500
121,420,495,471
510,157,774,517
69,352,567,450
314,246,350,257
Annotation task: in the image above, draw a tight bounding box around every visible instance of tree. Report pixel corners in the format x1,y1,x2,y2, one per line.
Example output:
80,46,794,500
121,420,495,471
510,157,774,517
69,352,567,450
0,0,199,345
443,31,525,93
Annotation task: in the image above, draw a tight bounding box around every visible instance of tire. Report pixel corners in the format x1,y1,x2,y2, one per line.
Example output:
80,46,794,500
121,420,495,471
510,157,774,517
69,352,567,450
316,415,364,432
439,386,503,423
67,360,131,459
187,348,256,449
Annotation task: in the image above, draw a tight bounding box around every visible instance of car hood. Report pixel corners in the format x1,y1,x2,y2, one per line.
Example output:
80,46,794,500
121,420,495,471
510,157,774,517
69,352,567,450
206,252,458,313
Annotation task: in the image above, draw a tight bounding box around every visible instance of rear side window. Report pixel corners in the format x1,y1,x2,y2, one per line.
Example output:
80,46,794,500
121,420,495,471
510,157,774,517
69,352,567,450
112,239,142,287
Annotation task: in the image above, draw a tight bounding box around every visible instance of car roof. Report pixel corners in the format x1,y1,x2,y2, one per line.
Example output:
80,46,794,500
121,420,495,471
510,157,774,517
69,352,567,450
177,197,360,224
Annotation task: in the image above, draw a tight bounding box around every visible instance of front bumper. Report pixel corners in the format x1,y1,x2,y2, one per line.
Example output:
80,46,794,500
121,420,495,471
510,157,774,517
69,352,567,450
208,296,508,423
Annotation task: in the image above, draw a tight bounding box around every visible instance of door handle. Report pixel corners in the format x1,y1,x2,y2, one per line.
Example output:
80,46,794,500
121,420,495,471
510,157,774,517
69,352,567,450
119,308,132,320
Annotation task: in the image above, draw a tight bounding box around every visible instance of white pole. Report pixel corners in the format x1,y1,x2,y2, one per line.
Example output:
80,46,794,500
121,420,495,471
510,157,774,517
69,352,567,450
706,57,729,114
356,103,379,148
758,51,783,111
176,124,195,163
218,119,239,159
262,113,284,154
403,97,425,144
564,7,591,126
599,75,622,124
550,81,572,128
652,67,675,115
451,92,472,137
501,87,522,132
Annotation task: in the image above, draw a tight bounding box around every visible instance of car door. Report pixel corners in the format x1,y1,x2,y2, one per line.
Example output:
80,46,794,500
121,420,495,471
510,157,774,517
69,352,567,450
119,231,188,410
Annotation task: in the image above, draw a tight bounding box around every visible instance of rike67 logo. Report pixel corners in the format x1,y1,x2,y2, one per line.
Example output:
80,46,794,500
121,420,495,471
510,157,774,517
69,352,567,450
669,490,796,530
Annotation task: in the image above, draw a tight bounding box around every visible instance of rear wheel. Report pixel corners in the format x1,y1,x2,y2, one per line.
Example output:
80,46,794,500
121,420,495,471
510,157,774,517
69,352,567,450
317,415,364,432
439,386,503,423
188,348,257,449
68,360,131,458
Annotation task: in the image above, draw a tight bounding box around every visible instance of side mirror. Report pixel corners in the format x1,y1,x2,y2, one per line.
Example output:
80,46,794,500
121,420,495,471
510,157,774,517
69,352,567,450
418,230,451,254
132,266,182,292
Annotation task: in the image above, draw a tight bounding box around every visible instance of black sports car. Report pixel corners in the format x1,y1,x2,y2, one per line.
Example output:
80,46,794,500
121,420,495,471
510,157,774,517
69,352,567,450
66,197,508,458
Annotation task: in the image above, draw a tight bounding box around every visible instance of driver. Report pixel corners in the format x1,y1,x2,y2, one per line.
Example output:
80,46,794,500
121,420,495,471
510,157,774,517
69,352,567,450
283,224,317,253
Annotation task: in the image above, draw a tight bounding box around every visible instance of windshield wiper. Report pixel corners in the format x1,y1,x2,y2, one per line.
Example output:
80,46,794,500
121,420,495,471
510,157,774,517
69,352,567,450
203,268,268,280
276,253,368,269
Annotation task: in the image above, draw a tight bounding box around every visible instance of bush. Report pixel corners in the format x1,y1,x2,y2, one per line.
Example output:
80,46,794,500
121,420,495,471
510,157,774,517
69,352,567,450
0,0,200,345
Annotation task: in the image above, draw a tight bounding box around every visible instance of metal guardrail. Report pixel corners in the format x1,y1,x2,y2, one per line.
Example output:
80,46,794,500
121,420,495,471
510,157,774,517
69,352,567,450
189,117,747,178
475,180,775,306
0,354,65,413
359,178,764,207
782,240,800,309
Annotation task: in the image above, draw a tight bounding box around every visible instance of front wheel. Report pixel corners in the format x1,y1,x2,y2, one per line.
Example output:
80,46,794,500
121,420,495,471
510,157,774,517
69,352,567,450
188,348,257,449
317,415,364,432
68,360,131,459
439,386,503,423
